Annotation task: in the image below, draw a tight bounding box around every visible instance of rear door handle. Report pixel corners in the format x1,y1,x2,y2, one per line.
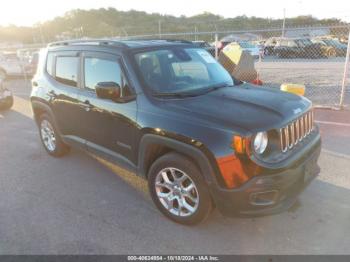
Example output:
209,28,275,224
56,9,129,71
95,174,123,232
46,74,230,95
47,90,57,99
81,100,93,112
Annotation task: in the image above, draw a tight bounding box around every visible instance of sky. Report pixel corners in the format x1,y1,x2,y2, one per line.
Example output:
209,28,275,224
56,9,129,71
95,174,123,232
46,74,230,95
0,0,349,26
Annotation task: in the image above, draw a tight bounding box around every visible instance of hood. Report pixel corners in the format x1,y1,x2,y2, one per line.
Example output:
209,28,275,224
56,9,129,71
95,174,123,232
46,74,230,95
160,84,311,134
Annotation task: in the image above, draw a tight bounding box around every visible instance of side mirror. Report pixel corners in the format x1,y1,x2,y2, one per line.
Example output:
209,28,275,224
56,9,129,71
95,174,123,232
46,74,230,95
95,82,121,100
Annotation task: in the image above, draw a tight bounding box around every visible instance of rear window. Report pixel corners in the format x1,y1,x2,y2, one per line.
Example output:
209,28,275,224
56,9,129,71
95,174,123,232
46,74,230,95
55,56,79,87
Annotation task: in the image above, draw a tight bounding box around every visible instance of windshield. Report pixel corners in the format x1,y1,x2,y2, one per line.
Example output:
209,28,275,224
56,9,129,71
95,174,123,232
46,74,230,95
295,39,313,47
194,42,210,47
323,39,344,47
134,48,233,95
238,42,255,48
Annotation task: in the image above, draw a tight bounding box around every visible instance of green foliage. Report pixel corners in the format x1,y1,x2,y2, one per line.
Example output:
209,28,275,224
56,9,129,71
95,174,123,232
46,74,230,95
0,8,346,44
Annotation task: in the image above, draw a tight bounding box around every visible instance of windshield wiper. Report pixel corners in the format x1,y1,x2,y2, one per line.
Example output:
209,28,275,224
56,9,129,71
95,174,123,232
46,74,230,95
198,82,234,94
153,83,234,98
153,92,199,98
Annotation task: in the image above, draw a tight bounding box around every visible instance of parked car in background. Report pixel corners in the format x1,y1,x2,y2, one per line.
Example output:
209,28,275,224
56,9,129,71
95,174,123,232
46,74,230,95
24,52,39,76
0,52,23,78
252,40,265,58
264,37,284,56
311,38,347,57
192,41,216,57
0,83,13,110
274,38,324,58
223,41,260,59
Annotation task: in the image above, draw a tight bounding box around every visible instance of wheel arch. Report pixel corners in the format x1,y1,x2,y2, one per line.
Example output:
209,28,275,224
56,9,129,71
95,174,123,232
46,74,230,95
31,99,62,134
137,134,217,185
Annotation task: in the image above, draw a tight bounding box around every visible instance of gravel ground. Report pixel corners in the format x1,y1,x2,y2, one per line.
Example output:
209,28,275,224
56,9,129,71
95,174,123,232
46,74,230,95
255,58,350,107
0,79,349,255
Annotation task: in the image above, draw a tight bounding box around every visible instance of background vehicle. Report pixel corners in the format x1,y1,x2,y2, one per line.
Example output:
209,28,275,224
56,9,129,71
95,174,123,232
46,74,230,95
0,52,24,78
192,41,215,57
24,52,39,76
311,38,347,57
31,39,321,225
264,37,284,56
0,82,13,110
274,38,323,58
223,41,260,59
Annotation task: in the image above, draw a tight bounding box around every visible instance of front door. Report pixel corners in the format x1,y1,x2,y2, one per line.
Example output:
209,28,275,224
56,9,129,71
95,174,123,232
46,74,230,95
77,51,137,163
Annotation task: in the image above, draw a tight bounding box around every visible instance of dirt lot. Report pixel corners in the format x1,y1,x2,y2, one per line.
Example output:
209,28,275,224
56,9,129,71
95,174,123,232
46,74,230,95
256,58,350,107
0,79,349,254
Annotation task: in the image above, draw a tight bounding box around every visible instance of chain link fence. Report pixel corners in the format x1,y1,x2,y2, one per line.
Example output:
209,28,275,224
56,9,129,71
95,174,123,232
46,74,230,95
0,24,349,109
123,25,350,109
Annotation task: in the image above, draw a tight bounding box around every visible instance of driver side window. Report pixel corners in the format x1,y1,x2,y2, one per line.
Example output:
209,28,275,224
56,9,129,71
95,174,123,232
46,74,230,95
84,57,132,97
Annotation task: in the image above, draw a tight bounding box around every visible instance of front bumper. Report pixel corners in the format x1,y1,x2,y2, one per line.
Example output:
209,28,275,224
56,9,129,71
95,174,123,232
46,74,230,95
210,137,321,217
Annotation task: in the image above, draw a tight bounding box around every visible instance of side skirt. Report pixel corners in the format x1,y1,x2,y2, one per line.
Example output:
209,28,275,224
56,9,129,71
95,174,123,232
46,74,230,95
62,135,138,174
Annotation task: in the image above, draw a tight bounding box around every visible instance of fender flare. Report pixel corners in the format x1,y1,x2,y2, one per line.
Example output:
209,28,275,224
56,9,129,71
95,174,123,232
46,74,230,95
31,100,62,134
137,134,216,185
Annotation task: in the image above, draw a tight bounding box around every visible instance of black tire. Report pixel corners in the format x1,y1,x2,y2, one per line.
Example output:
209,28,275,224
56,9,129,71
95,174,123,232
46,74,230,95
0,96,13,110
148,152,213,225
326,48,336,58
264,48,269,56
0,69,6,81
38,113,69,157
5,96,13,109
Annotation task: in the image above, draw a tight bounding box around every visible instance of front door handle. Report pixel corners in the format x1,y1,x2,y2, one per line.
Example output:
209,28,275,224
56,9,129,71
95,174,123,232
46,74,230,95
81,100,93,112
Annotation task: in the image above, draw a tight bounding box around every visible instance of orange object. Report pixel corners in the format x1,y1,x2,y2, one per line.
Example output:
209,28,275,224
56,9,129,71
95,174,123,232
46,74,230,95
233,136,246,154
251,79,263,85
216,154,261,189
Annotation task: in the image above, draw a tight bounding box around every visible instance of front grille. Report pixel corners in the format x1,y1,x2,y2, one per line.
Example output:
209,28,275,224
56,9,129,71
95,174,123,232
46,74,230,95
279,110,314,153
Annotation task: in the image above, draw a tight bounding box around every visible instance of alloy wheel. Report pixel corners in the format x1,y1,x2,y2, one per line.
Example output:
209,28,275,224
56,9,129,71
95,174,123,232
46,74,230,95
155,167,199,217
40,119,57,152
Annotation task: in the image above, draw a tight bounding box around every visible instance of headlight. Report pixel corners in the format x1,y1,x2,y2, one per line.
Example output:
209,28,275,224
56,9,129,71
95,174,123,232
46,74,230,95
253,132,268,154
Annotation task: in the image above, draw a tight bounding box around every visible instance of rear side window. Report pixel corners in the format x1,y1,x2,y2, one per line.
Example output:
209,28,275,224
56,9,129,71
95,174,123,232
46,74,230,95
55,56,79,87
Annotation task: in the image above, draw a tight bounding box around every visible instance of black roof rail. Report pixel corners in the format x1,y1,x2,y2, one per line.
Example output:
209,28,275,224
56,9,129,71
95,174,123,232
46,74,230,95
48,39,129,48
122,38,194,44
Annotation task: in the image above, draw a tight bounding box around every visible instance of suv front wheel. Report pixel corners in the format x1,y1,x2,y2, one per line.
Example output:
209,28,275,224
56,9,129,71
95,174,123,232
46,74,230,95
148,152,213,225
38,113,69,157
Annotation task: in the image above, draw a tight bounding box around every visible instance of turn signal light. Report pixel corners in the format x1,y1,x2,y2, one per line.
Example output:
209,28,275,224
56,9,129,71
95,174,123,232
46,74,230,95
233,136,251,155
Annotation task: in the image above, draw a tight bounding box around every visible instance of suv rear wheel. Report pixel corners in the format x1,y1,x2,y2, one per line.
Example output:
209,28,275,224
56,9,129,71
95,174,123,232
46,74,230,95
148,152,213,225
38,113,69,157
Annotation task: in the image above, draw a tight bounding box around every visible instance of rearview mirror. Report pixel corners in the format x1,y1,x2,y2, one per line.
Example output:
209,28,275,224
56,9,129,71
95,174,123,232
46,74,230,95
95,82,121,101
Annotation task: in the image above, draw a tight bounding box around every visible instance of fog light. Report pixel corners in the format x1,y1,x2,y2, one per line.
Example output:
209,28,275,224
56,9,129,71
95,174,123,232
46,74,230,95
250,190,278,206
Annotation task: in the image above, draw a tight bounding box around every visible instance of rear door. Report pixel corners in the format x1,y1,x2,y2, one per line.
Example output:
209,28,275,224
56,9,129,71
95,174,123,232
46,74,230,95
48,51,83,142
76,51,137,163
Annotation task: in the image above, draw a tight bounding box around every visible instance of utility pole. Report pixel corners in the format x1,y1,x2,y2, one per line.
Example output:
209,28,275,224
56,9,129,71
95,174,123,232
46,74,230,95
158,20,162,39
282,8,286,37
195,26,198,41
39,25,45,44
339,29,350,109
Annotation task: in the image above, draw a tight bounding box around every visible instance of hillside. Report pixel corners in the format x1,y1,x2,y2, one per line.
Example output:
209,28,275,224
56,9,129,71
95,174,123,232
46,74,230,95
0,8,346,44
